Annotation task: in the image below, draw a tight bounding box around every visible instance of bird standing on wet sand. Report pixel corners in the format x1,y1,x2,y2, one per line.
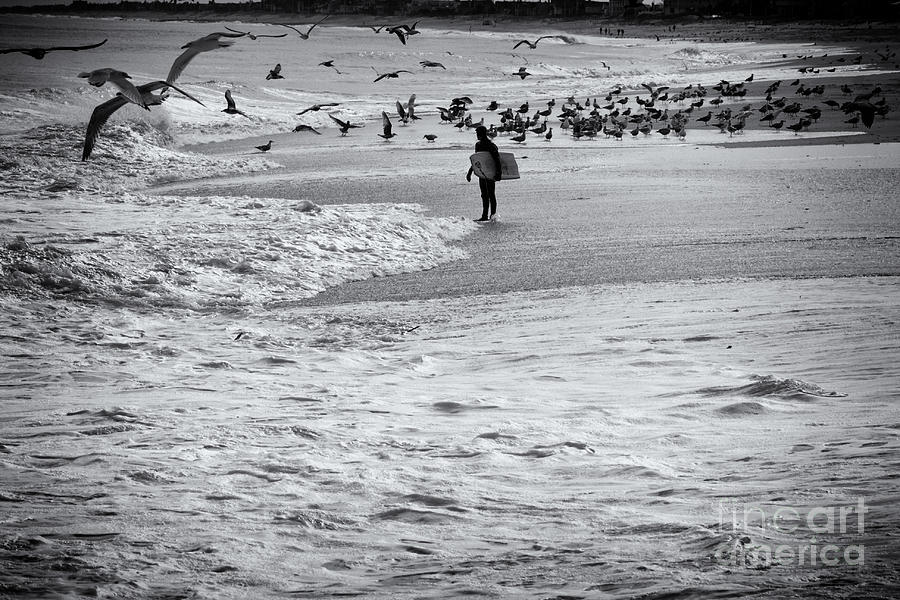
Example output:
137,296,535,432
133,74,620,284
266,63,283,80
379,111,396,140
423,134,437,142
1,38,107,59
513,35,559,49
328,114,360,136
78,68,148,109
167,31,246,83
82,80,205,161
222,89,250,118
514,67,531,79
278,15,330,39
256,140,273,152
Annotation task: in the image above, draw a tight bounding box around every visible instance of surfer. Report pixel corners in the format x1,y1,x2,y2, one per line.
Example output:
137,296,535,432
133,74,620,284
466,125,501,221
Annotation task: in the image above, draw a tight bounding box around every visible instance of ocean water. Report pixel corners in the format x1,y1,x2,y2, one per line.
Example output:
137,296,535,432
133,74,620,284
1,14,899,599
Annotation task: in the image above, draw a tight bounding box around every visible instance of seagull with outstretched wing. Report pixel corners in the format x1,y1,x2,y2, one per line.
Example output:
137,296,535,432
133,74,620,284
1,38,107,59
167,31,246,83
379,111,396,140
82,80,205,161
278,15,330,39
78,68,148,109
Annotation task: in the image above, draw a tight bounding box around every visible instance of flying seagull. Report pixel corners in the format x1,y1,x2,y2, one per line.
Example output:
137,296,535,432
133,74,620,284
318,59,342,74
278,15,330,39
167,31,246,83
328,113,360,136
82,80,205,161
266,63,283,80
78,68,148,109
1,38,107,59
513,35,559,49
222,89,250,118
293,124,322,134
379,111,396,140
373,69,412,83
223,26,287,40
297,102,340,115
419,60,446,69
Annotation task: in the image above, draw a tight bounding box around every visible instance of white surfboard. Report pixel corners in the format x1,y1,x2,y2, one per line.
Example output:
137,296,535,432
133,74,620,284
470,151,520,180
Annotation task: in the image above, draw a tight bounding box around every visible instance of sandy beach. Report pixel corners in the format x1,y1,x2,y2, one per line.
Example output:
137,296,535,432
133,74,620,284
1,12,899,599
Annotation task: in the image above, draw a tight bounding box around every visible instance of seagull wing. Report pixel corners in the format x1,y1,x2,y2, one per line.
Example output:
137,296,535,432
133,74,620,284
396,100,406,120
382,111,392,136
329,113,349,128
373,73,387,82
109,76,148,109
225,89,237,110
513,40,528,49
393,30,407,45
82,95,130,160
48,38,108,53
166,46,201,83
306,14,330,35
256,33,287,38
141,80,206,106
278,23,304,35
224,26,249,35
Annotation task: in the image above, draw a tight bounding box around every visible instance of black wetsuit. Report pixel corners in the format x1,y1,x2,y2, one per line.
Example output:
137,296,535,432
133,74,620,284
475,138,501,218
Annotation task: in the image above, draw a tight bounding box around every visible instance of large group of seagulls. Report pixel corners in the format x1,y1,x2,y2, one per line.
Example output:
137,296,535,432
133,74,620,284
0,18,892,160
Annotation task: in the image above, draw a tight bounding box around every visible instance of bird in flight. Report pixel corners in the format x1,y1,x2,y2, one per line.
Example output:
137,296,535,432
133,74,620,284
266,63,283,80
513,35,559,49
82,80,205,161
278,15,330,39
78,68,148,109
1,38,107,59
223,26,286,40
297,102,340,115
420,60,446,69
318,59,342,74
222,89,250,118
379,111,396,140
167,31,246,83
293,124,321,134
373,69,412,82
513,66,531,79
328,113,360,136
256,140,273,152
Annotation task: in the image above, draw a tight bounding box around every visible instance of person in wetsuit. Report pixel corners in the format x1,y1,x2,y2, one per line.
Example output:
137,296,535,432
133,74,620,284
466,125,501,221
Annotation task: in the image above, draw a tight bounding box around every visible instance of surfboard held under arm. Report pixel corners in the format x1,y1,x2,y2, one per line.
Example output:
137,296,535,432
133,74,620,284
470,152,520,180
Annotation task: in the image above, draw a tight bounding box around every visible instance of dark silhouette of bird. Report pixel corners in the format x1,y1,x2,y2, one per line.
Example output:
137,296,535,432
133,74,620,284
420,60,446,69
511,131,526,143
745,73,754,82
78,68,148,109
544,128,553,141
487,100,498,111
379,111,396,140
513,35,559,49
786,119,808,134
266,63,283,80
386,26,409,45
256,140,273,152
222,89,250,118
82,80,205,161
373,69,412,83
167,31,245,83
328,114,360,136
293,124,321,134
514,67,531,79
657,126,671,138
297,102,340,115
843,101,876,128
318,60,342,74
0,38,106,59
423,134,437,142
278,15,330,39
696,111,712,124
770,120,784,130
223,26,287,41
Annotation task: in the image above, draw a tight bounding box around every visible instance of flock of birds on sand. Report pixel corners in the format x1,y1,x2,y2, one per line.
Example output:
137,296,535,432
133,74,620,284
0,20,892,160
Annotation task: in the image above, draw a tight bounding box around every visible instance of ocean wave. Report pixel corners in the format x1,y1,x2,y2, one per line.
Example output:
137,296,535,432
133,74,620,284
1,197,475,310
